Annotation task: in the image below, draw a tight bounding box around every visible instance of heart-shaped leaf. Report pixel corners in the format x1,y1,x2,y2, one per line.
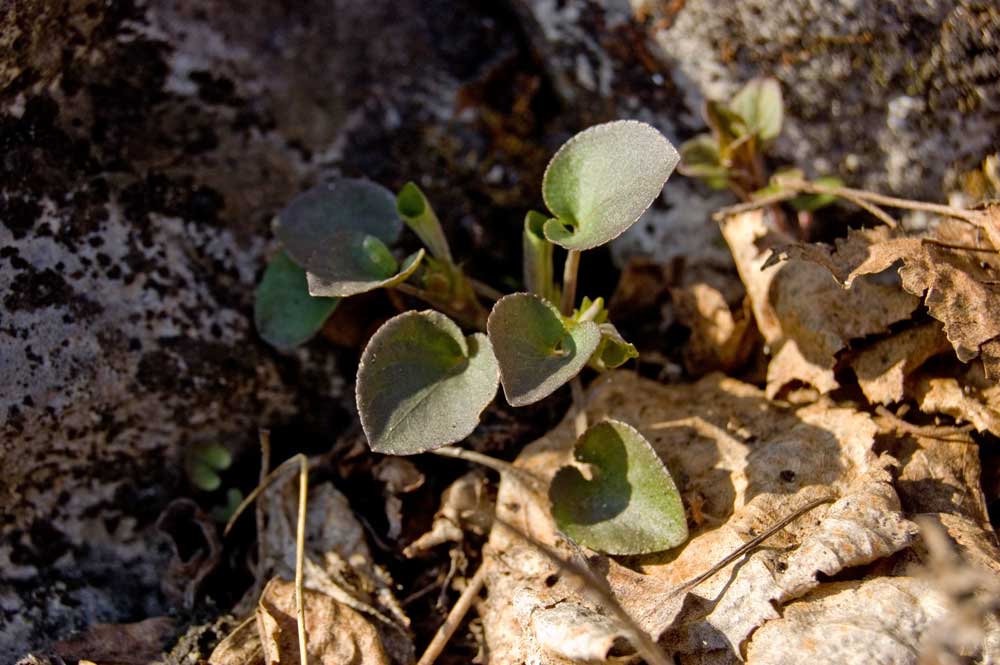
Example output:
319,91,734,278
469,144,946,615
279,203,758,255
730,77,783,141
487,293,601,407
357,310,499,455
254,251,340,350
541,120,679,251
550,420,688,555
306,237,425,297
276,178,401,271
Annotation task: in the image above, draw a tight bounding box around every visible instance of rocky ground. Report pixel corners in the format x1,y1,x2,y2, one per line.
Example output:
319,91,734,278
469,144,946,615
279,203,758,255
2,0,998,662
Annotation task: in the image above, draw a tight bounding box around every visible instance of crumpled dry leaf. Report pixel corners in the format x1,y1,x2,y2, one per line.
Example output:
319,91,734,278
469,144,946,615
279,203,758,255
481,371,918,663
404,471,493,558
156,498,222,608
720,211,918,397
257,578,391,665
257,480,413,664
52,618,176,665
672,283,756,374
373,458,425,541
209,617,263,665
765,220,1000,379
745,577,950,665
915,375,1000,436
849,322,951,405
530,600,635,662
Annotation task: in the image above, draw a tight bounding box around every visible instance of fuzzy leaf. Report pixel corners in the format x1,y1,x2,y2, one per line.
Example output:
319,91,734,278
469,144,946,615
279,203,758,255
276,178,401,271
487,293,601,407
541,120,679,251
549,419,687,555
306,240,425,297
731,77,783,141
255,251,340,350
357,310,499,455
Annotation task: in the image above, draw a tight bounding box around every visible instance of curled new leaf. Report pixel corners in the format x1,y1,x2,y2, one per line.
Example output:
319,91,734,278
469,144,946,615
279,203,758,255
487,293,601,407
590,323,638,372
357,310,499,455
541,120,679,251
254,251,340,350
397,182,453,264
550,419,687,555
523,211,558,303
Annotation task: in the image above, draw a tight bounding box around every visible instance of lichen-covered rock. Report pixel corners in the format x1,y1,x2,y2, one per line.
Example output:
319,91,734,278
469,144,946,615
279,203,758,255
0,0,525,659
516,0,999,262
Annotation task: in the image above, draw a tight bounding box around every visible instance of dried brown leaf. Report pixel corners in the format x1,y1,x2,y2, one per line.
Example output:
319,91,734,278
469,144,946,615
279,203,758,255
53,618,176,665
745,577,949,665
915,376,1000,436
767,219,1000,378
374,458,424,540
850,322,951,404
404,471,493,558
257,481,413,664
209,618,263,665
721,212,918,396
257,578,391,665
673,283,756,374
481,372,917,663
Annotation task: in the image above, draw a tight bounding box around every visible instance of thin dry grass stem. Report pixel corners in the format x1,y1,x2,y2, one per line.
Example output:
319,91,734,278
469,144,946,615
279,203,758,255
250,429,272,605
431,446,546,492
668,495,834,598
223,452,313,537
494,517,674,665
294,454,308,665
874,406,976,444
713,179,979,229
921,238,998,253
415,565,486,665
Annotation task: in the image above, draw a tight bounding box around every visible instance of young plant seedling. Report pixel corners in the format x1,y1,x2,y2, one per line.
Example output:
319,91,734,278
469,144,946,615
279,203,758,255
254,120,687,555
679,77,845,217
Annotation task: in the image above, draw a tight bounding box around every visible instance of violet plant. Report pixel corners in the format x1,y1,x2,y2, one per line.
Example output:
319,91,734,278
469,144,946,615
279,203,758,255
254,120,689,555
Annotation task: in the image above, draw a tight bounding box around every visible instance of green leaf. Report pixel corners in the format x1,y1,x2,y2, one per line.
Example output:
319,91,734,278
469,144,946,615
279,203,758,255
189,461,222,491
549,419,688,555
305,239,425,297
254,251,340,350
196,443,233,470
397,182,454,264
704,100,748,153
357,310,499,455
730,77,783,141
276,178,401,272
523,210,558,303
487,293,601,407
589,323,638,372
678,134,730,190
790,176,844,212
541,120,679,251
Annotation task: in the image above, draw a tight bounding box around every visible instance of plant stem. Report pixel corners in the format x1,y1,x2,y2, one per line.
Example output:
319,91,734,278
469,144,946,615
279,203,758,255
415,565,486,665
560,249,581,316
468,277,504,302
431,446,546,491
570,377,588,437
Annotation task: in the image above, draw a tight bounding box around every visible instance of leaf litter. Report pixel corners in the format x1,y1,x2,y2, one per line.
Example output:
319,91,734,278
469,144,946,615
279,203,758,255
194,203,1000,665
